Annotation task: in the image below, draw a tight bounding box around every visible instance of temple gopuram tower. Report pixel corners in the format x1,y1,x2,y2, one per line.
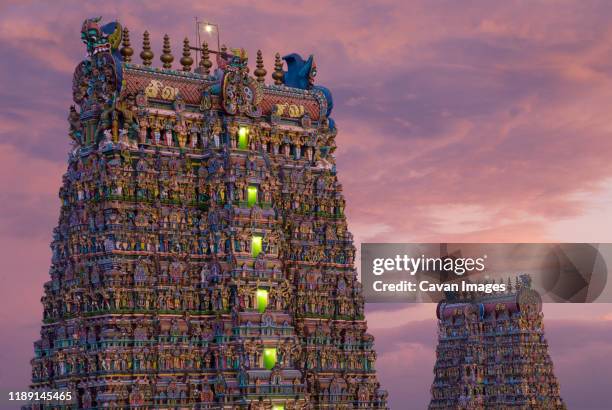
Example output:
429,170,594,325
429,276,565,409
29,18,388,409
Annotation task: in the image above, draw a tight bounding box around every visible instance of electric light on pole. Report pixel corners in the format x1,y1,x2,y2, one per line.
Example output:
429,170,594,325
195,19,221,52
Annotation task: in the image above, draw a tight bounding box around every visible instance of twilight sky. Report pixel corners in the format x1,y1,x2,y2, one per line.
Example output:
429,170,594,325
1,1,612,409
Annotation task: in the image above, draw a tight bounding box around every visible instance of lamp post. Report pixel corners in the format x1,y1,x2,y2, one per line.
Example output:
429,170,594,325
195,19,221,52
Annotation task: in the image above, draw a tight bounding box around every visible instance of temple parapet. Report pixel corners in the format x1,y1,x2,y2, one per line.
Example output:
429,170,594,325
70,19,334,157
120,65,326,120
436,274,543,320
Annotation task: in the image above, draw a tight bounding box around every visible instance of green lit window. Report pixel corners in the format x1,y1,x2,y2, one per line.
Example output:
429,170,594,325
272,406,285,410
247,186,258,208
251,236,262,258
263,348,277,370
238,126,249,149
256,288,269,313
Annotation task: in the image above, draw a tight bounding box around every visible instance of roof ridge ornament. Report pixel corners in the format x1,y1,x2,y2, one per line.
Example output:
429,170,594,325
272,53,284,85
180,37,193,71
120,26,133,63
140,31,153,66
195,41,212,76
160,34,174,69
254,50,267,83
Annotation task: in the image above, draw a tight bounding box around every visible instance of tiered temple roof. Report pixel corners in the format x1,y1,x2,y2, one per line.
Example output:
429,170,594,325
28,17,387,409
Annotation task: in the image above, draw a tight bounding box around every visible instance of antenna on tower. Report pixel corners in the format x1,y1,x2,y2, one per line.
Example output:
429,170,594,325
194,17,200,66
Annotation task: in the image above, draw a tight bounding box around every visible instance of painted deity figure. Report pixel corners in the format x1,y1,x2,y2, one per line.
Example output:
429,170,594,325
153,123,161,145
189,123,199,148
175,121,187,147
212,121,221,147
138,117,148,144
164,121,173,146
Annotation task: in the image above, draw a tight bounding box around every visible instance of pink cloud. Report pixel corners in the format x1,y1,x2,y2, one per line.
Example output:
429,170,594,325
1,1,612,408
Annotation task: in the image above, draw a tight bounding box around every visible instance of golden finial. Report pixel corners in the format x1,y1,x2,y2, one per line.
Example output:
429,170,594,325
180,37,193,71
120,27,133,63
272,52,284,85
254,50,266,83
196,41,212,76
140,31,154,66
160,34,174,69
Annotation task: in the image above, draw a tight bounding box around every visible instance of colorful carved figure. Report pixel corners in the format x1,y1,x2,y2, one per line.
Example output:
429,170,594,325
219,49,263,117
282,53,335,128
80,17,122,57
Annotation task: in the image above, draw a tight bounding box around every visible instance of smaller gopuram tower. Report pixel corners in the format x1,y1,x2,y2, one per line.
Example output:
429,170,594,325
429,275,565,409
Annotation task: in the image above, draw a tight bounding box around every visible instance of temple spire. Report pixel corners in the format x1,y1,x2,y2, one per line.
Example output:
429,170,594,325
180,37,193,71
140,30,153,66
160,34,174,69
272,52,284,85
196,41,212,76
120,27,133,63
254,50,266,83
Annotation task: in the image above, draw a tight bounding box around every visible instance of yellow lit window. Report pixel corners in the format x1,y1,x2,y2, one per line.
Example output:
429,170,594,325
247,186,258,207
256,288,269,313
251,236,262,258
238,126,249,149
263,348,277,370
